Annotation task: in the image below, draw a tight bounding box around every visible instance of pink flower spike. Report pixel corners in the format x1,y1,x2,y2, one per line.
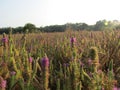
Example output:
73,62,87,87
11,71,16,75
113,87,117,90
80,61,84,67
41,56,49,67
88,59,92,65
98,70,102,74
70,37,76,43
2,38,8,43
0,80,7,88
29,57,33,63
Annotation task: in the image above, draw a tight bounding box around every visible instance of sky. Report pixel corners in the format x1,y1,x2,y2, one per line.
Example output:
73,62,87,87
0,0,120,27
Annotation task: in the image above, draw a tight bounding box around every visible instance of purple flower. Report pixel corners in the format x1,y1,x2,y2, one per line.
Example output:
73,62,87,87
41,56,49,67
70,37,76,43
2,37,8,43
29,57,33,63
10,71,16,75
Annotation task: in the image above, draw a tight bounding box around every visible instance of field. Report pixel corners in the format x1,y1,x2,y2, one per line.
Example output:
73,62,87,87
0,30,120,90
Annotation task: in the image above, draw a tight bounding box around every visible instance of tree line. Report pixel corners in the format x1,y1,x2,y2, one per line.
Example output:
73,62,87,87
0,20,120,34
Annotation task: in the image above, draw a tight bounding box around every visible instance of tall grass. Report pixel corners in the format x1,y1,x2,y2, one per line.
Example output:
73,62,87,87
0,30,120,90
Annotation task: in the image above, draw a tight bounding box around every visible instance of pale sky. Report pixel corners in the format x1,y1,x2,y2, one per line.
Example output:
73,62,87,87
0,0,120,27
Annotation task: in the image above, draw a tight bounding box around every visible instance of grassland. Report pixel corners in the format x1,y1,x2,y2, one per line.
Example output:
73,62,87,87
0,30,120,90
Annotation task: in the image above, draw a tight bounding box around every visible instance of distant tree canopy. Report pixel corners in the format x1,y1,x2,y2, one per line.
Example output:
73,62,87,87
0,20,120,34
65,23,89,30
39,25,66,32
23,23,36,33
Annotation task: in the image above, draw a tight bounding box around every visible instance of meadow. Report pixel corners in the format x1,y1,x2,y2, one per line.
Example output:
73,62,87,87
0,30,120,90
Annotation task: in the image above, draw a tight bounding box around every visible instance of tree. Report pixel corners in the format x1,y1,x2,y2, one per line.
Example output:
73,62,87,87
94,20,106,30
23,23,36,33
